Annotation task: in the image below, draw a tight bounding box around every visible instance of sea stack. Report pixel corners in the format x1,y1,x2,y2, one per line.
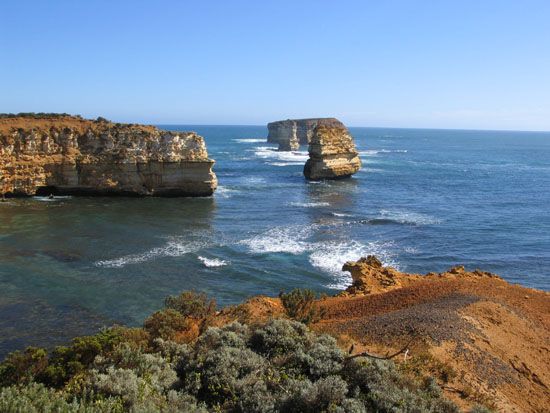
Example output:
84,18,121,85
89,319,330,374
267,118,344,151
303,124,361,180
0,114,217,197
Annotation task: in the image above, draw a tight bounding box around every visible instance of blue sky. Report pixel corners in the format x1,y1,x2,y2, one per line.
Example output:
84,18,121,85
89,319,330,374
1,0,549,130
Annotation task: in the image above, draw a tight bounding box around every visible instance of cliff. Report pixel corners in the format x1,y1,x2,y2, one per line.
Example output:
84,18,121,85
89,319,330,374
0,114,217,197
303,124,361,180
267,117,345,150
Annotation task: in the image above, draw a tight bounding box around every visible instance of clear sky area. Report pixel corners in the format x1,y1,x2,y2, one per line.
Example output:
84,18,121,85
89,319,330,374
1,0,549,130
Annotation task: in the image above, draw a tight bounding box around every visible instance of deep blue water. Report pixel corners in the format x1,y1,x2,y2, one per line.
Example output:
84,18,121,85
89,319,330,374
1,126,549,357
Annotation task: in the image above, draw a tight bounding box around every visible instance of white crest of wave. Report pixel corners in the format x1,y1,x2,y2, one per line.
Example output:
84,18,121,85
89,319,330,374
289,202,330,208
378,209,442,225
253,146,309,163
359,149,408,156
239,226,310,255
95,239,199,268
309,240,398,290
198,256,228,267
232,138,266,143
216,186,240,198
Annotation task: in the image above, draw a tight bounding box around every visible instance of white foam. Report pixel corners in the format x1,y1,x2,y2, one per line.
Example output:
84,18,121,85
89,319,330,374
359,149,408,156
232,138,266,143
198,256,228,267
240,226,310,255
289,202,330,208
33,196,72,202
378,209,441,225
95,239,200,268
269,162,302,167
253,146,309,163
331,212,352,217
216,186,240,198
308,240,399,289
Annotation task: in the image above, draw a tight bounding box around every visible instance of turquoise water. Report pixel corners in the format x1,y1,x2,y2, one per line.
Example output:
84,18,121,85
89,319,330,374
1,126,549,357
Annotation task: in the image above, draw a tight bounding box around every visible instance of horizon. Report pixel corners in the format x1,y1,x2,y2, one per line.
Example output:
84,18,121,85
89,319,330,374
2,0,550,131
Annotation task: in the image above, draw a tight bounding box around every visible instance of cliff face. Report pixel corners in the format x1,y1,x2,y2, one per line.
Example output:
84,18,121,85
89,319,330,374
0,115,217,197
303,124,361,180
267,118,344,150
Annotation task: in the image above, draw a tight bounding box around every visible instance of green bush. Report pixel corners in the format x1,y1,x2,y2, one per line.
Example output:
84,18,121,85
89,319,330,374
164,291,217,319
280,289,325,324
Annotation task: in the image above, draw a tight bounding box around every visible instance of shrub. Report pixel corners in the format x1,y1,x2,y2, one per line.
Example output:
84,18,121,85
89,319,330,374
0,347,48,387
280,288,325,324
164,291,217,319
143,309,199,343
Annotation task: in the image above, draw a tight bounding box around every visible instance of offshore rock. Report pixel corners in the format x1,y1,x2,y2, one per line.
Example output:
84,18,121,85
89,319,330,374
267,117,344,150
303,124,361,180
0,114,217,197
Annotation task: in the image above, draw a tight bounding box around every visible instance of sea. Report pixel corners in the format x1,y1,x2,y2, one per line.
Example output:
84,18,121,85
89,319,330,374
1,126,549,358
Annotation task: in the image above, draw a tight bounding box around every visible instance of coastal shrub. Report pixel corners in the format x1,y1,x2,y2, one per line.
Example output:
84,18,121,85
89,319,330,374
0,329,122,389
0,317,459,412
144,308,199,344
0,382,124,412
164,291,217,319
280,288,325,324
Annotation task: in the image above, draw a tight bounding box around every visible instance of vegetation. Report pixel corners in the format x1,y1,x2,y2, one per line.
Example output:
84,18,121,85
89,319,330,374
0,113,82,119
279,288,326,324
0,291,480,412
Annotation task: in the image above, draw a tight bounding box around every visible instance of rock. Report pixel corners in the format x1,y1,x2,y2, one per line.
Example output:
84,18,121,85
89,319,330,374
303,124,361,180
342,255,410,295
267,118,344,150
0,114,217,197
277,122,299,151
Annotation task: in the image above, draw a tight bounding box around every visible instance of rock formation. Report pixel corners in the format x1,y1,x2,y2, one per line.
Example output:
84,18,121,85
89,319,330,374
0,114,217,197
303,124,361,180
267,118,344,151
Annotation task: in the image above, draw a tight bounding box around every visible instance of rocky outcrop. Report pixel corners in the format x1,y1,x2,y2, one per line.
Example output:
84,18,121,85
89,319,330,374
303,124,361,180
0,114,217,196
267,118,344,151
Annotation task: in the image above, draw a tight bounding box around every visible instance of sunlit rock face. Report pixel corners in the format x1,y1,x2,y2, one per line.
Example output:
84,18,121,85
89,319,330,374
303,124,361,180
0,115,217,196
267,118,345,150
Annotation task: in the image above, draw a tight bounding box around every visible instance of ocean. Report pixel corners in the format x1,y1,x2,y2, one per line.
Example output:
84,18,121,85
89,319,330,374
1,126,549,357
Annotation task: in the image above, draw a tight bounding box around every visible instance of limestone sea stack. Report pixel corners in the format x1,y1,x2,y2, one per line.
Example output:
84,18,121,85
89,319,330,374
0,114,217,197
303,124,361,180
267,118,344,151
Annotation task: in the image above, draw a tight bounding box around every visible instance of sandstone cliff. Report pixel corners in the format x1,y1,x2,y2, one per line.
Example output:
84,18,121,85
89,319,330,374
303,124,361,180
267,118,344,151
0,114,217,197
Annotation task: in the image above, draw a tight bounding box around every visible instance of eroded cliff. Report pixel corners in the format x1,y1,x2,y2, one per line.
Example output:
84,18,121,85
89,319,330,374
0,114,217,196
267,118,344,150
303,124,361,180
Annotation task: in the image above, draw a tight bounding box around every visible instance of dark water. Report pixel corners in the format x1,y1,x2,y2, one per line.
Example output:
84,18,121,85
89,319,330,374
1,126,549,357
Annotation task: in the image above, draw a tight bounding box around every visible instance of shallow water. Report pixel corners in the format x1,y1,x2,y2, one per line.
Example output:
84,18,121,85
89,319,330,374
1,126,549,357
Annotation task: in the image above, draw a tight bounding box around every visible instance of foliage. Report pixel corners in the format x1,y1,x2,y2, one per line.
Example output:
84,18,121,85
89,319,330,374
0,291,460,412
280,288,325,324
164,291,217,319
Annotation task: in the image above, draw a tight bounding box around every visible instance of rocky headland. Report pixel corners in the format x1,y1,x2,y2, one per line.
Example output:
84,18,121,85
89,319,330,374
267,117,345,151
303,124,361,180
0,114,217,197
2,258,548,412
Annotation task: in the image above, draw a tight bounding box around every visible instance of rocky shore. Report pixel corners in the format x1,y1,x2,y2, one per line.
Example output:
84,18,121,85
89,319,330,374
0,114,217,197
267,117,345,150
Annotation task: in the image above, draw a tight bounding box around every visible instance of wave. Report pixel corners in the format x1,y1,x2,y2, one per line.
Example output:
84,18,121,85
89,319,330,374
378,209,441,225
359,149,408,156
253,146,309,163
269,162,302,167
232,138,266,143
239,226,310,255
289,202,330,208
95,239,202,268
216,186,241,198
198,256,228,267
308,240,398,289
33,196,72,202
331,212,353,217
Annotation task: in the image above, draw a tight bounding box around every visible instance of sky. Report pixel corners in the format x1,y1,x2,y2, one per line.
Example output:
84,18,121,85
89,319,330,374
1,0,550,130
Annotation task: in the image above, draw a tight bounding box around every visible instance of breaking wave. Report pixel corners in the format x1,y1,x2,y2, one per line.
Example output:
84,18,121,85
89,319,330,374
198,256,228,267
232,138,266,143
